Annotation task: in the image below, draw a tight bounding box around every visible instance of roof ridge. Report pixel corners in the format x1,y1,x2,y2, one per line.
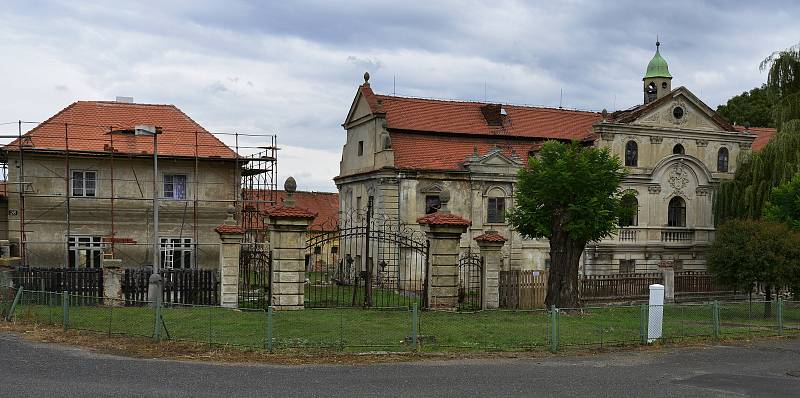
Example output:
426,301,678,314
374,93,602,115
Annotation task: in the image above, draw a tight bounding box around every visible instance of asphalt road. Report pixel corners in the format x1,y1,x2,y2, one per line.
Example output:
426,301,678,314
1,333,799,397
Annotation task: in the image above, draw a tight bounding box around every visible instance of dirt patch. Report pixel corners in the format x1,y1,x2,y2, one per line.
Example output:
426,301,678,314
0,321,796,365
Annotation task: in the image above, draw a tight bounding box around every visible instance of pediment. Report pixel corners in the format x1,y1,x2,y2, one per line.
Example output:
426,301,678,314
343,86,382,128
624,88,734,132
476,149,521,167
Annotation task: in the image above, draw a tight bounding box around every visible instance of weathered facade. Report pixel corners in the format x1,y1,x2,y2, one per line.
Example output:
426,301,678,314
3,100,240,269
336,44,775,275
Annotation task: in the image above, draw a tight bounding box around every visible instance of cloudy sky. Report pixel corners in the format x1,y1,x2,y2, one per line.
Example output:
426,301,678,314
1,1,798,191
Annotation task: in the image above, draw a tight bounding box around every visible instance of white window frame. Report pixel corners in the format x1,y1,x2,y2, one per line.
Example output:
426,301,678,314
71,170,97,197
163,174,188,200
68,236,104,268
160,237,193,269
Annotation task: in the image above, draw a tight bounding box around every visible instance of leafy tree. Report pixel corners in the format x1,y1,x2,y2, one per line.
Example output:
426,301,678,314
716,85,774,128
507,141,634,308
708,220,800,314
763,173,800,229
761,44,800,130
715,44,800,222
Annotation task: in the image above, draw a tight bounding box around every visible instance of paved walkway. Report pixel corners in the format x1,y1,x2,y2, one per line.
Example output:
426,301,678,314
1,332,799,397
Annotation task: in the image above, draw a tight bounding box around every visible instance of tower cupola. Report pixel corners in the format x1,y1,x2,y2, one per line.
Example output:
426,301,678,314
643,40,672,104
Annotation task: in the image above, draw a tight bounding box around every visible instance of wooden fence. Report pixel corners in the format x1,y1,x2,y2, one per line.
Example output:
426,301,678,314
11,267,103,299
123,268,220,306
675,271,733,295
499,270,548,309
580,272,663,301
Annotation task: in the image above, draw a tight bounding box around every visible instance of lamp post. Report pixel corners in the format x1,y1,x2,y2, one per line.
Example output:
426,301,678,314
136,125,163,306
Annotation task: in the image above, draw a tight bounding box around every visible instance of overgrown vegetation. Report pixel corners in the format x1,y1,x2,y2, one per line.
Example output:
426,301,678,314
507,141,634,308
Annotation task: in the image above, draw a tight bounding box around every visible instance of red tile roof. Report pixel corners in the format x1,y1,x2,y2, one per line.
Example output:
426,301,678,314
733,126,776,151
6,101,236,159
474,231,507,242
371,90,602,141
417,212,471,226
215,224,244,234
391,132,537,171
243,190,339,232
265,205,318,219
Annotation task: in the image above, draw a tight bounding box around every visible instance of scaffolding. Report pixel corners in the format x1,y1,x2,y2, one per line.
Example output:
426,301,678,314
0,119,278,268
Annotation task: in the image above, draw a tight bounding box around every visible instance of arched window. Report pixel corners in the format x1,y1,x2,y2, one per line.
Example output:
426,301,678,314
667,196,686,227
717,147,729,172
625,141,638,167
672,144,685,155
620,196,638,226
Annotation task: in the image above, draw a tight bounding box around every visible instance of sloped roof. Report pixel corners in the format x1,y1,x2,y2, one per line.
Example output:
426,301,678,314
354,84,602,141
243,190,339,232
7,101,236,159
391,132,536,171
734,126,777,151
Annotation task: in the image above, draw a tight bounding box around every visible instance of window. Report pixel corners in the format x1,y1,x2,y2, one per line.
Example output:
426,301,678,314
68,236,103,268
544,259,551,269
164,174,187,199
487,197,505,223
160,237,193,269
673,144,685,155
620,196,638,226
624,141,638,167
71,170,97,197
619,259,636,274
672,106,684,120
357,141,364,156
667,196,687,227
356,196,362,211
717,147,729,172
425,195,441,214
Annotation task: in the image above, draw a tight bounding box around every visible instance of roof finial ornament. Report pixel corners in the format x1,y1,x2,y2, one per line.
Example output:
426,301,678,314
656,35,660,50
363,71,370,84
284,176,297,206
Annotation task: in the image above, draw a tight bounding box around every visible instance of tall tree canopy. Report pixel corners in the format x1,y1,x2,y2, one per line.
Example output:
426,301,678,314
708,219,800,310
716,85,774,128
763,173,800,229
761,44,800,130
716,44,800,222
507,141,634,308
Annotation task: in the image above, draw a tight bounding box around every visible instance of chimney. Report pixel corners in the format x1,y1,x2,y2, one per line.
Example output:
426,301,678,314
115,96,134,103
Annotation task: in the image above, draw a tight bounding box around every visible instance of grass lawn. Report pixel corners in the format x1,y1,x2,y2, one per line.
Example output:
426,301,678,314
7,292,800,353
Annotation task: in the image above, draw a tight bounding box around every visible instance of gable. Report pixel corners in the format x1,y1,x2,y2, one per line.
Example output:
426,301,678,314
343,84,383,128
619,87,735,132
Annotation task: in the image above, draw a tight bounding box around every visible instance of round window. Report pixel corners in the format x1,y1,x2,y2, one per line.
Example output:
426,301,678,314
661,82,668,89
673,106,684,120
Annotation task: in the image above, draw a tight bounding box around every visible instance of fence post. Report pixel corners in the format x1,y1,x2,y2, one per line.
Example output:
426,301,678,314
549,305,559,353
712,300,720,339
153,296,162,342
777,298,784,335
267,306,274,353
62,290,69,330
411,303,418,352
639,303,648,345
6,287,23,321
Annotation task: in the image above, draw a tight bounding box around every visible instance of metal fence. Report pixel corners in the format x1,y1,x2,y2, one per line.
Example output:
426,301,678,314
1,287,798,353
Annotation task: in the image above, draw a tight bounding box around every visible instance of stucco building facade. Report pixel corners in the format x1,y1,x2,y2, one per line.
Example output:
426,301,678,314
335,43,774,275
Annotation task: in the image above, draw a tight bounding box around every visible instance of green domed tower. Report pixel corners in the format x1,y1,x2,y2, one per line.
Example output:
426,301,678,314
643,40,673,104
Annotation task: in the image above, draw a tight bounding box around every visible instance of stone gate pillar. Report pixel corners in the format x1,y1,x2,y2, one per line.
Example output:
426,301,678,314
216,205,244,308
417,190,470,310
267,177,316,310
475,230,506,309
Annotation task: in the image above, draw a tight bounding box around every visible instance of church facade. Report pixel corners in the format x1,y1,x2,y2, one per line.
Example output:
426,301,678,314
335,43,772,274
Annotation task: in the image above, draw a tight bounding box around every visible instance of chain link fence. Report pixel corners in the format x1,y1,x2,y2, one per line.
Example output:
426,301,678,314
2,288,798,354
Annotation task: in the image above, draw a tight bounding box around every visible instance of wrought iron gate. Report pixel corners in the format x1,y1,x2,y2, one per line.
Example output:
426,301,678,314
238,243,272,308
458,250,483,310
305,198,429,308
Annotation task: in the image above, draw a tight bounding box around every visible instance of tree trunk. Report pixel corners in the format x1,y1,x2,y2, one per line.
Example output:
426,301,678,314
545,230,585,308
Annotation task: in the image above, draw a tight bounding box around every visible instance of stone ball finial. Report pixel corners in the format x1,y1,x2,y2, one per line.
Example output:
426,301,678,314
284,176,297,193
226,204,236,216
364,71,370,83
439,189,450,205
